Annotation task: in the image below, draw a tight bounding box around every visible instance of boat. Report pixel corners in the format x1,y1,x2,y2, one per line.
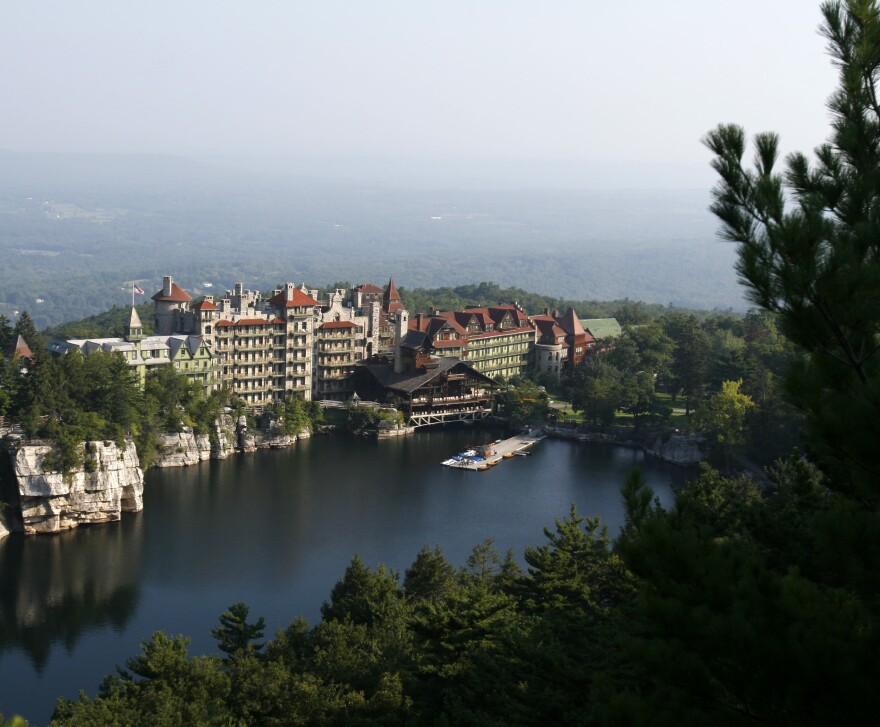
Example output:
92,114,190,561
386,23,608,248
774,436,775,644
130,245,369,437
503,452,515,458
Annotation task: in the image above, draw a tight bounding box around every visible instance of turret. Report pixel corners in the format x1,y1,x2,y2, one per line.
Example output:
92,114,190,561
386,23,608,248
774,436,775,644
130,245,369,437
152,275,192,335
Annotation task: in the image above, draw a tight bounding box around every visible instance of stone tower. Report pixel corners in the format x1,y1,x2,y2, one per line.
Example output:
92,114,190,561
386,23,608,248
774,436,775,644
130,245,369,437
152,275,192,335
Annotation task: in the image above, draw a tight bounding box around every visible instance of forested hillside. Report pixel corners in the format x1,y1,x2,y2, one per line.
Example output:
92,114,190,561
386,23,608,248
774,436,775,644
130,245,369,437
0,166,739,330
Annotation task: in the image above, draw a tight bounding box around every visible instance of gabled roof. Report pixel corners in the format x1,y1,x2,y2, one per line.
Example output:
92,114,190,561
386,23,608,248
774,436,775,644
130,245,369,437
533,318,567,341
400,330,430,350
193,299,218,311
7,334,33,360
268,289,320,308
358,357,494,395
167,335,210,358
580,318,622,340
354,283,383,295
152,282,192,302
320,321,356,330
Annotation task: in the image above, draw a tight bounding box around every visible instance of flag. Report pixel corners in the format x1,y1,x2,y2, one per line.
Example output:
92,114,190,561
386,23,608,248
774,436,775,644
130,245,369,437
133,285,145,295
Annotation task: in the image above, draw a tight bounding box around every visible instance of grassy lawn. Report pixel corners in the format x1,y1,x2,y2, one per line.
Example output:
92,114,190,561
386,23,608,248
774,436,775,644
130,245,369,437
551,401,690,428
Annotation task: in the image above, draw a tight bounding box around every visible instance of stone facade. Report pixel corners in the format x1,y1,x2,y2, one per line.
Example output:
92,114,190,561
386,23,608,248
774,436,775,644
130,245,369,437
313,289,377,400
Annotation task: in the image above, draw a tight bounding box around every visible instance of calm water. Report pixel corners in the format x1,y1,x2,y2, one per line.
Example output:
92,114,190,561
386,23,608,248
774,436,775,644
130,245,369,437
0,429,689,724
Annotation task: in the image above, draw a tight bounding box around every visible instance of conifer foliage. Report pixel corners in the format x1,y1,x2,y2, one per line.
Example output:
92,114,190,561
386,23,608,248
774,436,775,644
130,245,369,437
704,0,880,499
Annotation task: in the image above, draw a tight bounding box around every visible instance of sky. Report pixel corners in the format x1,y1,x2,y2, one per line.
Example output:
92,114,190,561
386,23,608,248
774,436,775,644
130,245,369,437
1,0,839,187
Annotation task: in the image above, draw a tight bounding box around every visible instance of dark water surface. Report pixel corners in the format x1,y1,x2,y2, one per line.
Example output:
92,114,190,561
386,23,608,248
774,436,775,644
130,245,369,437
0,429,689,724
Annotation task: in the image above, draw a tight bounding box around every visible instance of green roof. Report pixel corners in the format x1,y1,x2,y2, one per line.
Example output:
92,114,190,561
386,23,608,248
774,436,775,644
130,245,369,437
580,318,622,340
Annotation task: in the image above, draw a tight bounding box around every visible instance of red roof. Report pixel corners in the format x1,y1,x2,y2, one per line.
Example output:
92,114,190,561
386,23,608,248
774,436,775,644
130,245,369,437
268,289,320,308
557,308,586,336
7,334,33,360
320,321,356,329
384,277,400,301
193,299,218,311
382,277,402,313
355,283,383,294
152,282,192,302
432,338,466,349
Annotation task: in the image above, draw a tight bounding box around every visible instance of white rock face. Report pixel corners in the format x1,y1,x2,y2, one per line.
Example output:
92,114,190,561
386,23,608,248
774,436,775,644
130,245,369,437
13,441,144,535
155,430,204,467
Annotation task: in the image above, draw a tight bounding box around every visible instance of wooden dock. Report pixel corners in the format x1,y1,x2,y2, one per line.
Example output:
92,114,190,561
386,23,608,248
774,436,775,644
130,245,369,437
441,430,546,471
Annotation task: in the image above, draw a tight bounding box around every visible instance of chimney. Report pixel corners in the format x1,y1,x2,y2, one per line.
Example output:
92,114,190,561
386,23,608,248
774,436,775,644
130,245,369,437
163,276,173,297
544,307,551,317
394,308,409,374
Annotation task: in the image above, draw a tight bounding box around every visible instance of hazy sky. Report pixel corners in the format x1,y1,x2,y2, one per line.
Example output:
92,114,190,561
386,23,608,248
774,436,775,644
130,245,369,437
2,1,838,183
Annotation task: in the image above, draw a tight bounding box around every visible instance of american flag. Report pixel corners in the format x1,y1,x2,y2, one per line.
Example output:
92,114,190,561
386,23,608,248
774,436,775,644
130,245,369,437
133,285,145,295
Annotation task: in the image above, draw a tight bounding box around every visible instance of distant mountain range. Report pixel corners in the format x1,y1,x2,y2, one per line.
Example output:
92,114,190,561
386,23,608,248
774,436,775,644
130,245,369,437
0,150,742,329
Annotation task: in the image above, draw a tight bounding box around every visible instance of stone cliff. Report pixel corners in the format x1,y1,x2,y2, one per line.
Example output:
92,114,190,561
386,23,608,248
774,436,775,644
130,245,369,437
152,414,309,467
12,441,144,535
3,413,314,534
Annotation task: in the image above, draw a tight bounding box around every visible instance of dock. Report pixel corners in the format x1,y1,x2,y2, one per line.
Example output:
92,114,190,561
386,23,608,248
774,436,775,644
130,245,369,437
441,430,546,470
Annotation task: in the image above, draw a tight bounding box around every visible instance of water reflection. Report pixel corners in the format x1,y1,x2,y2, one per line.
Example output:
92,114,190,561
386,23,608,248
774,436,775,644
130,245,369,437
0,515,143,671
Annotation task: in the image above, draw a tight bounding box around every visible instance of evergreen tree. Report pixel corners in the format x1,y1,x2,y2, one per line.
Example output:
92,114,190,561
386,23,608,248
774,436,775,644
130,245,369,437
210,602,266,660
12,311,46,365
704,0,880,499
320,555,401,627
663,312,711,413
403,545,457,604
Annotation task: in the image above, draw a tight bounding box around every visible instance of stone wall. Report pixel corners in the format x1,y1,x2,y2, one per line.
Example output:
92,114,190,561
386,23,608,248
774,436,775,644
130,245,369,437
12,441,144,535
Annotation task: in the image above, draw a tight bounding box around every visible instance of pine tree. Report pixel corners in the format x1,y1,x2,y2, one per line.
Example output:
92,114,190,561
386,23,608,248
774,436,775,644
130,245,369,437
211,602,266,660
704,0,880,500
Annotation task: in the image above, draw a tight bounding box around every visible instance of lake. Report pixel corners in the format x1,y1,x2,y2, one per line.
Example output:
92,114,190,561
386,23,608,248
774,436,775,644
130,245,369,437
0,428,690,724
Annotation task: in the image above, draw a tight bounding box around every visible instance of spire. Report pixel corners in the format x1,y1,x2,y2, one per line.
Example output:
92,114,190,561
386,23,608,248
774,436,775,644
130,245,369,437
557,308,585,336
384,277,400,303
126,306,144,342
6,334,33,361
382,277,403,314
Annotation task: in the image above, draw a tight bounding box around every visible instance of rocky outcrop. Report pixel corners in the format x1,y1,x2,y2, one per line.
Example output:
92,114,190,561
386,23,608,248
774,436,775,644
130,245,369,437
155,429,207,467
545,425,705,465
646,433,705,465
150,414,307,467
12,441,144,535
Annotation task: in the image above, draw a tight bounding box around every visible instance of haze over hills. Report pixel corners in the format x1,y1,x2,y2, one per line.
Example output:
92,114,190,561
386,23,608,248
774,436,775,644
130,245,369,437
0,150,741,329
